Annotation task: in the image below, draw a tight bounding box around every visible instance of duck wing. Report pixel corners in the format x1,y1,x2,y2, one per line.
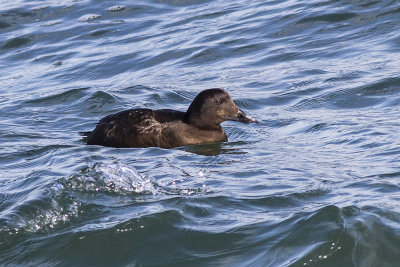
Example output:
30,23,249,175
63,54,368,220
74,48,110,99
85,108,185,147
98,109,184,124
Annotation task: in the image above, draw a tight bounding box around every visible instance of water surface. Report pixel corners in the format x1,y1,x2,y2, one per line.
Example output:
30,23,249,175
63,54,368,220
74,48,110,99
1,0,400,266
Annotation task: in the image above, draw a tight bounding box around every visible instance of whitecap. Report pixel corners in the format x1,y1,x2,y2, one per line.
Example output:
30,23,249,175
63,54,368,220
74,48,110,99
94,162,157,195
107,5,125,12
78,14,101,22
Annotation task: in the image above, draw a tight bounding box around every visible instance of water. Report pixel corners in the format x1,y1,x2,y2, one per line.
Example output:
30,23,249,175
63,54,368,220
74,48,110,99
1,0,400,265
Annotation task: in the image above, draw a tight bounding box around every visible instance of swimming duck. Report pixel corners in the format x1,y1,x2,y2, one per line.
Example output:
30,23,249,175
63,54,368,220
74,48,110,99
82,88,257,148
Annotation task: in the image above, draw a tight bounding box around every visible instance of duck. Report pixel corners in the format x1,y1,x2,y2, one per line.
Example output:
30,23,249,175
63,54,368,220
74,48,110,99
82,88,258,148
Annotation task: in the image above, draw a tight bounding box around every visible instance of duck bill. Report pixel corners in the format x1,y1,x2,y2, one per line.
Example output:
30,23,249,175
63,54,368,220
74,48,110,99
225,109,258,124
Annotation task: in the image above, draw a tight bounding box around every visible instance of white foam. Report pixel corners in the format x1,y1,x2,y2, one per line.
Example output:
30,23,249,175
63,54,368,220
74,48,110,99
95,162,157,195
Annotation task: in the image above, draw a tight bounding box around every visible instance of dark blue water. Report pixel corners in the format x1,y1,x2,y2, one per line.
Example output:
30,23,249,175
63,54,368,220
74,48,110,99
1,0,400,265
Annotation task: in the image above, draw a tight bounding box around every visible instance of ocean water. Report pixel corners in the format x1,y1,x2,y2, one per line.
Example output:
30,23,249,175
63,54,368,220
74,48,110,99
1,0,400,265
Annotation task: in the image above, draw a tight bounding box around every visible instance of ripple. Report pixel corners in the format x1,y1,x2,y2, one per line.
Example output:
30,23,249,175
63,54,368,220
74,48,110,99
24,87,89,106
297,12,357,24
2,37,30,50
0,161,157,250
290,77,396,110
0,21,11,29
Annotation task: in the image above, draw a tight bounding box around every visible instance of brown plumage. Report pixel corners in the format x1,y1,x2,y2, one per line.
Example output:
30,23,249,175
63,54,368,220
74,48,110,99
82,88,257,148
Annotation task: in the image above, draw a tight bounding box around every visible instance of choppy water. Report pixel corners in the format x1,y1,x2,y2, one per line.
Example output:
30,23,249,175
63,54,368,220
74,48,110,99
1,0,400,265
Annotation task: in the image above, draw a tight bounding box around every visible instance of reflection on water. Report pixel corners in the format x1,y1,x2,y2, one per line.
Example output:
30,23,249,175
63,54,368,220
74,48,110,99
182,142,246,156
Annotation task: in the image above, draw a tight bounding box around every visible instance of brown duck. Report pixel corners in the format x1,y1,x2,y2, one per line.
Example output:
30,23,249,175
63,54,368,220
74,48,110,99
82,88,257,148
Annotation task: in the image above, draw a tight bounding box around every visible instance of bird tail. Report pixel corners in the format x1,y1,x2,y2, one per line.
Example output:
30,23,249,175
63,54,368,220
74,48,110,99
79,131,92,137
